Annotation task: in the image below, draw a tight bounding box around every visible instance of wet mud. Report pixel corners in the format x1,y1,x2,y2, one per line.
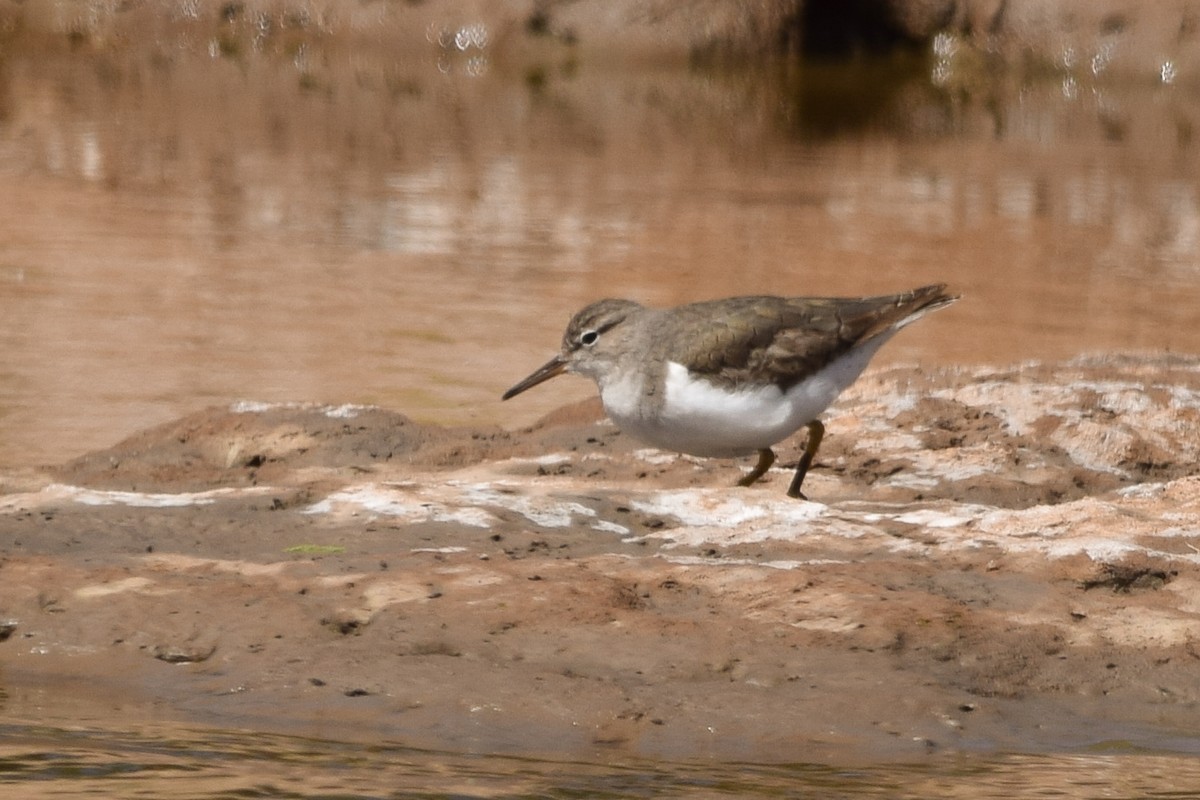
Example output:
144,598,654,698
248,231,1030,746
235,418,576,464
3,354,1199,762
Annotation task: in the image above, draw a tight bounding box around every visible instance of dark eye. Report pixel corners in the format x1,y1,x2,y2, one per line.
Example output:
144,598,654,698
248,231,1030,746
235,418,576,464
580,330,599,346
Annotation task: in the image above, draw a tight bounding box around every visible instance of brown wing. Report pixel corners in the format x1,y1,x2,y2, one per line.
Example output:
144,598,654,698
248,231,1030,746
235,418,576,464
670,284,956,390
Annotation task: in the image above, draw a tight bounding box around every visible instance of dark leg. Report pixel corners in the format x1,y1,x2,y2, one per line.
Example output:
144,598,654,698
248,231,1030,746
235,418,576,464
737,448,775,487
787,419,825,500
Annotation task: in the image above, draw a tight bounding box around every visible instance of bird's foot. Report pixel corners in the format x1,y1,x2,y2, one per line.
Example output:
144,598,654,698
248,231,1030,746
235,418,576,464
737,448,776,488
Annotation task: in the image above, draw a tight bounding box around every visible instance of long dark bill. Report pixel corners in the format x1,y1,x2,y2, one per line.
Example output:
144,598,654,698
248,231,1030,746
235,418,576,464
501,356,568,400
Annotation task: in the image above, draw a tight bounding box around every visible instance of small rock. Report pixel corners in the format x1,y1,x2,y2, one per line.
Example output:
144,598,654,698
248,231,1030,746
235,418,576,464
152,643,217,663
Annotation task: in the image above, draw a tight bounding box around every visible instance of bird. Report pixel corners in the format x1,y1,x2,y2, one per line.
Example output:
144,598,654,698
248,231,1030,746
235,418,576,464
502,284,958,498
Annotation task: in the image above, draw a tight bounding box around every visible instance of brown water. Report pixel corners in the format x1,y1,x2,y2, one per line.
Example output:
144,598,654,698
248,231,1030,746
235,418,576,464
3,11,1200,795
2,29,1199,469
4,716,1200,798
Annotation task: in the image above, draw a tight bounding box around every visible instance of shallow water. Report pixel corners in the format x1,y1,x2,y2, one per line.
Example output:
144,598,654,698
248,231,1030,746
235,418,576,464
3,719,1200,799
3,7,1200,794
1,23,1199,468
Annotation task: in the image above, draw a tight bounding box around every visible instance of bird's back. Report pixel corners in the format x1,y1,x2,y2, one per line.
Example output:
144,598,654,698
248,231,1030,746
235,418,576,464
666,284,956,390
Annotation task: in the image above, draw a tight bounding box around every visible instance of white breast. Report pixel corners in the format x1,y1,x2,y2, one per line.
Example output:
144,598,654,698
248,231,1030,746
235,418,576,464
599,336,891,458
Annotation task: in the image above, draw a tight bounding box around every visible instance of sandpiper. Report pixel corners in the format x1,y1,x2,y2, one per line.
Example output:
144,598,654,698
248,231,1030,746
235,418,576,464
502,284,958,498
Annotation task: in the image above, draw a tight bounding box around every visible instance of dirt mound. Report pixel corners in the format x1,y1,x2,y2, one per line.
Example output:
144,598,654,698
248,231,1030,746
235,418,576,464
5,355,1200,761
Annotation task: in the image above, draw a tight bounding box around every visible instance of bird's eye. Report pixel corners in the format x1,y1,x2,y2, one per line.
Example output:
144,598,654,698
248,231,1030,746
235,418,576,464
580,330,599,347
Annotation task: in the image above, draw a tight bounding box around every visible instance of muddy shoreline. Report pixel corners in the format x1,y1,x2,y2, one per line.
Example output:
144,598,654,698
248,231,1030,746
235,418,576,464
3,355,1199,763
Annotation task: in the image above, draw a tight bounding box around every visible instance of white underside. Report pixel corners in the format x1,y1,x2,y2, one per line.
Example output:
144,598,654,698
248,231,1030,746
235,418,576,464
600,336,891,458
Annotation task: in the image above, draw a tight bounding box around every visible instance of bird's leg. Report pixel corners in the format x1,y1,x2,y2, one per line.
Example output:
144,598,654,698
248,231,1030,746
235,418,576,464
737,448,775,487
787,419,826,500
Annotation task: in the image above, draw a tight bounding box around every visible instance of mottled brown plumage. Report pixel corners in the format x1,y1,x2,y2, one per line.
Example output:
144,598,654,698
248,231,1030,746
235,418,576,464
663,285,954,390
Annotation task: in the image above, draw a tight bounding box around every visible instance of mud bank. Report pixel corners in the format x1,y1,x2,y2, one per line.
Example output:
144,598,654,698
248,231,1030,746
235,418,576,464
2,354,1199,762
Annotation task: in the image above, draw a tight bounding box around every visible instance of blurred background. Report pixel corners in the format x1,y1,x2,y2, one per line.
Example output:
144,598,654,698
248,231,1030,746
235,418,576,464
2,0,1199,467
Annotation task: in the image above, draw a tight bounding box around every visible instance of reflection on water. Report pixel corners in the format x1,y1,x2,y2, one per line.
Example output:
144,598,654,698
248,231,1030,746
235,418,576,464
3,14,1200,792
0,16,1199,471
3,720,1200,799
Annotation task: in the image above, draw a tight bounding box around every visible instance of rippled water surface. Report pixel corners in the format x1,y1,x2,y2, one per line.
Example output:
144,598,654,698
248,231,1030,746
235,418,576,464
4,719,1200,799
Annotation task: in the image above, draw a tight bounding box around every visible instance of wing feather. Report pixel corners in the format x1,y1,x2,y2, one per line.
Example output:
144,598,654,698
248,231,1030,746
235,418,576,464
669,284,956,390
